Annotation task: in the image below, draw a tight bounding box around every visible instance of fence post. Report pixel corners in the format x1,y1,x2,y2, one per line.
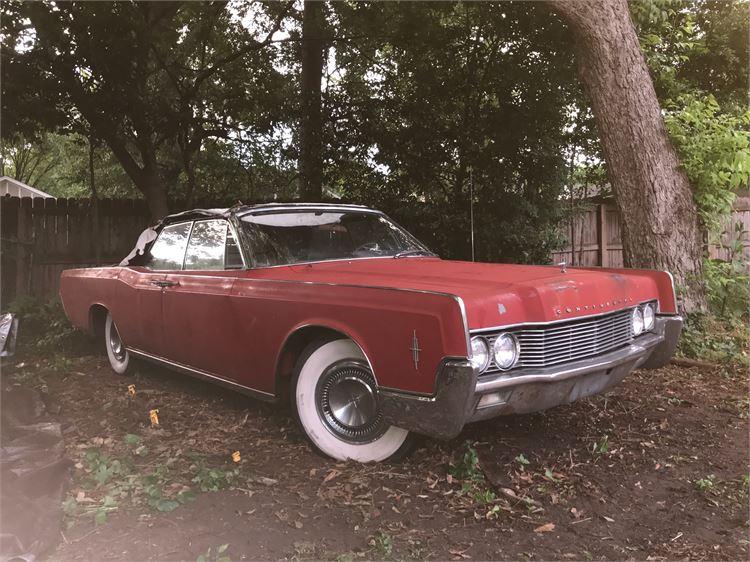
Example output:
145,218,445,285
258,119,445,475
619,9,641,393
597,203,608,267
15,197,33,297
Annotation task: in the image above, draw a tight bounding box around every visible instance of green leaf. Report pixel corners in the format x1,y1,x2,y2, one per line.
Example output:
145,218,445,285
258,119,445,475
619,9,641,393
123,433,141,446
515,453,530,466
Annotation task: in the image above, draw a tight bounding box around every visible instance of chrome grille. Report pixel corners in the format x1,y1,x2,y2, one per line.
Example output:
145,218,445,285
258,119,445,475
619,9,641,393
481,307,636,373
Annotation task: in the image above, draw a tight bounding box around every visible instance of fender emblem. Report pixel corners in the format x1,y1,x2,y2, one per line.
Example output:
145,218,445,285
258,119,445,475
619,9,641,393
410,330,421,370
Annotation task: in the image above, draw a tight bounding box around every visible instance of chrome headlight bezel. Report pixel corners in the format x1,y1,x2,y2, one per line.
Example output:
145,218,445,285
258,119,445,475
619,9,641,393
492,332,520,371
642,303,655,331
470,336,490,373
631,307,644,336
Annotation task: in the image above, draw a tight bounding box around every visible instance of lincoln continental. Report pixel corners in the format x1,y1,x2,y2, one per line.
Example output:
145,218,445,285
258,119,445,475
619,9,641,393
60,203,682,462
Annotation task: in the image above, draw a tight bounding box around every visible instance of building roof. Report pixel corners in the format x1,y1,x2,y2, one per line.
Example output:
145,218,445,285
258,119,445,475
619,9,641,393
0,176,56,199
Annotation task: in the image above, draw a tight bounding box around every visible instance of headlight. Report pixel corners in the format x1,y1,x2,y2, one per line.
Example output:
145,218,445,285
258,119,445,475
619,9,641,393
492,332,520,370
470,336,490,373
632,308,644,336
642,303,655,331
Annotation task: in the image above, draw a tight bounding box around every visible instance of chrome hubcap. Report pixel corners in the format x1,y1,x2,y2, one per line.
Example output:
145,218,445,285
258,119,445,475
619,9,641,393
109,322,126,362
316,360,385,443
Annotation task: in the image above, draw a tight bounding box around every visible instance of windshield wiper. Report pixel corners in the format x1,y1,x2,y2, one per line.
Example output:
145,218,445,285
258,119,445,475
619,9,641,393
393,249,435,259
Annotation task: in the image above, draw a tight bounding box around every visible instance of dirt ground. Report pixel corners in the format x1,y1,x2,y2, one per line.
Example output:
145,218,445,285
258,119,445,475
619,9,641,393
3,344,748,562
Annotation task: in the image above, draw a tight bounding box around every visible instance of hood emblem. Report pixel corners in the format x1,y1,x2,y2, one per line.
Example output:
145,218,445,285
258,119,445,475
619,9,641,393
498,303,507,315
558,260,567,274
410,330,421,371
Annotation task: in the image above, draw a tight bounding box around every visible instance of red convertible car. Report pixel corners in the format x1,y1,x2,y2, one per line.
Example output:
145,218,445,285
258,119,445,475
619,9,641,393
60,203,682,462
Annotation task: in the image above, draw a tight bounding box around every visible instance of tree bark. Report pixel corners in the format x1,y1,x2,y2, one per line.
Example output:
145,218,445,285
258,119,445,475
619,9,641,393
142,166,170,223
547,0,706,314
88,134,101,264
299,0,325,201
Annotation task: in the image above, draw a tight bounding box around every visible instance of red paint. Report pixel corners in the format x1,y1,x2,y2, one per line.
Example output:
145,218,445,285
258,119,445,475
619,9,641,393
60,257,675,397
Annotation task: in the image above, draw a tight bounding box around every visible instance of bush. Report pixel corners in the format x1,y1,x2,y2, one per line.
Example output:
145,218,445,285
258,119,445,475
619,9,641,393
6,296,88,356
678,313,749,369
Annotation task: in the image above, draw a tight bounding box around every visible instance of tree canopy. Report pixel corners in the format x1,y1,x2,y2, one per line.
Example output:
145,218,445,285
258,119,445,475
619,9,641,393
2,0,747,277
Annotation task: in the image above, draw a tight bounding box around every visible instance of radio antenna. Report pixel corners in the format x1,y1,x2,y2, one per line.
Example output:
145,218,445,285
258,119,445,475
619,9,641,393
469,168,476,262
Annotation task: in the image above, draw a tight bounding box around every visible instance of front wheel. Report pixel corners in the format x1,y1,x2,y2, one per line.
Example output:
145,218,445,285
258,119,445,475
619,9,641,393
104,312,134,375
293,339,412,462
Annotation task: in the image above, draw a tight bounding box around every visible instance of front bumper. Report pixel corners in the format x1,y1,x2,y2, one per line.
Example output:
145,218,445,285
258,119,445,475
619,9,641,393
380,315,682,440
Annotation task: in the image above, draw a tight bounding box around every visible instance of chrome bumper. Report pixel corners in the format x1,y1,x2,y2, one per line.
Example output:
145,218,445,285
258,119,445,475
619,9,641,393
380,315,682,440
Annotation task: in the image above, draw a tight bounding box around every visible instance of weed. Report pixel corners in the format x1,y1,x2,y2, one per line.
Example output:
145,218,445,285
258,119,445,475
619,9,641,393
80,448,130,489
196,543,230,562
142,466,195,512
190,456,239,492
370,530,393,558
450,441,482,482
515,453,530,467
678,313,749,369
592,435,610,456
543,468,559,482
694,474,717,492
7,297,87,356
472,488,496,505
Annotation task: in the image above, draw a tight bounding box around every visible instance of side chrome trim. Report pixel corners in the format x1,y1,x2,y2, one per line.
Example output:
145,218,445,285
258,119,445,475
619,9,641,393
238,254,435,271
453,295,471,357
127,348,276,402
664,270,677,313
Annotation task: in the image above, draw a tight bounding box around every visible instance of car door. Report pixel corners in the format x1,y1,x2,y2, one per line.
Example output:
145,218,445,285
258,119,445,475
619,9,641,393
161,219,246,377
117,221,193,356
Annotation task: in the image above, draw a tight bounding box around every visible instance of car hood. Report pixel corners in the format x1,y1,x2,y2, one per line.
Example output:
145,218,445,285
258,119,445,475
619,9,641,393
251,257,661,330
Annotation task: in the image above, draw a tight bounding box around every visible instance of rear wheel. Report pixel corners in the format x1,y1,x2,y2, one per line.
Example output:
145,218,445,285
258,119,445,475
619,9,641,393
105,312,134,375
293,339,411,462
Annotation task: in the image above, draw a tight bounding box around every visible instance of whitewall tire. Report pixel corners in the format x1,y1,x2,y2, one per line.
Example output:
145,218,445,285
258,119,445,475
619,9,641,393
293,339,410,462
105,312,133,375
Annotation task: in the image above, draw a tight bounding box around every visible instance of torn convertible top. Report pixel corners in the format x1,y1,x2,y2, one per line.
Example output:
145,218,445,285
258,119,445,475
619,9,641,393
119,208,230,266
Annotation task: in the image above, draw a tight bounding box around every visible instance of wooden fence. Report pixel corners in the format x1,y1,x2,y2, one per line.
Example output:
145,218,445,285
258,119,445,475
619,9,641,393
1,197,153,304
551,195,750,268
2,194,748,303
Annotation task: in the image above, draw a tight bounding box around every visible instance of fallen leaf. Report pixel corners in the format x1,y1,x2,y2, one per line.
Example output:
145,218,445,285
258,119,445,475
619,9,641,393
534,522,555,534
602,515,615,523
323,469,341,484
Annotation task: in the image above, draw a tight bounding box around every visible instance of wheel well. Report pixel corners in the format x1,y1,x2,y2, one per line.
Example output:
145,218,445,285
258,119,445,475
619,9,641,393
89,304,108,342
274,326,348,405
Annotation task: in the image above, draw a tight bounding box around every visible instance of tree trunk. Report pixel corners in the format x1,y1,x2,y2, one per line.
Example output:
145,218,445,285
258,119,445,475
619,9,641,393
142,166,169,223
299,0,325,201
88,134,101,264
547,0,706,314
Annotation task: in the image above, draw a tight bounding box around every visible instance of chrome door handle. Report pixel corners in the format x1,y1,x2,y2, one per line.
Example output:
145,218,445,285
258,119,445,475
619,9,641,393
151,280,180,288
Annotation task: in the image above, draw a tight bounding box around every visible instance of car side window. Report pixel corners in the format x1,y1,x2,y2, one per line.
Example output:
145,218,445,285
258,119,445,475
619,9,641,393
225,226,244,269
147,222,192,270
184,219,227,270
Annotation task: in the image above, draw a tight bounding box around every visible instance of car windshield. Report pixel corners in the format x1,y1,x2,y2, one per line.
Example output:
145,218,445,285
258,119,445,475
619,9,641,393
239,210,432,267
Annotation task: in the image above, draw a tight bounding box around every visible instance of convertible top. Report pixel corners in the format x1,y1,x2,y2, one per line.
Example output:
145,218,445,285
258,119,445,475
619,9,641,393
119,202,376,266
